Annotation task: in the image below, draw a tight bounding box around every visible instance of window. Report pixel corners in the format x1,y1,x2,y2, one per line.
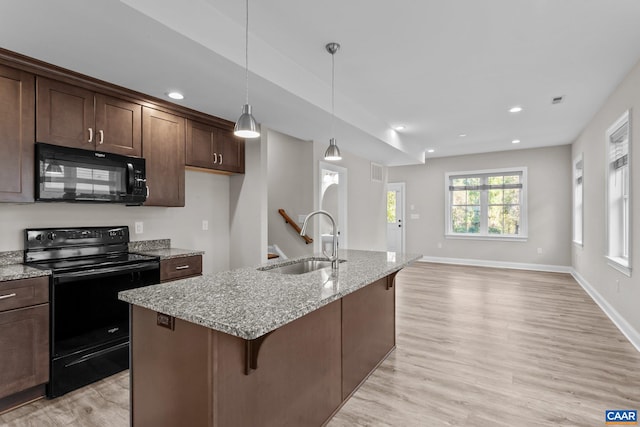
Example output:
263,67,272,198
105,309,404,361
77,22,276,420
446,168,527,240
606,110,632,276
573,154,584,246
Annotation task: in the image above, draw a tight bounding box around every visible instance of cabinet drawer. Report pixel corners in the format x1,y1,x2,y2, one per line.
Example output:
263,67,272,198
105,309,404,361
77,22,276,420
0,276,49,312
160,256,202,282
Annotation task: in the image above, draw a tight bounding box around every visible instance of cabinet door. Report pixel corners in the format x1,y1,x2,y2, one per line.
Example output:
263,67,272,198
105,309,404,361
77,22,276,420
215,128,245,173
185,119,215,169
36,77,94,149
0,304,49,399
0,65,35,202
142,107,185,207
95,94,142,157
341,275,395,399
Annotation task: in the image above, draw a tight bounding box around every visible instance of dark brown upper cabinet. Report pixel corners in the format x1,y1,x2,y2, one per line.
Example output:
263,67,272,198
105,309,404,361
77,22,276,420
186,119,245,174
143,107,185,207
36,77,142,157
0,65,35,203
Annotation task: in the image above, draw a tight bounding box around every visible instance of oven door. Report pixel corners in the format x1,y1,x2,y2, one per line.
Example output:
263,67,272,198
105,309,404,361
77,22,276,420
48,261,159,397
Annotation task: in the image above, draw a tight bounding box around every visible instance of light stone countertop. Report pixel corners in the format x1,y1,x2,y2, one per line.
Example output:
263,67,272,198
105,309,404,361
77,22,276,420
119,249,421,340
133,248,204,260
0,264,51,282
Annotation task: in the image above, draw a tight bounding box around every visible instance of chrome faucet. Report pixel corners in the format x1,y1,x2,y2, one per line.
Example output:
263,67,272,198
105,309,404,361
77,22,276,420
300,210,339,271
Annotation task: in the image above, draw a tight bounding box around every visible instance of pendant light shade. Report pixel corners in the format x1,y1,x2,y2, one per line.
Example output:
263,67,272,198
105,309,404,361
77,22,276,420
324,138,341,161
324,42,342,161
234,0,260,139
234,104,259,138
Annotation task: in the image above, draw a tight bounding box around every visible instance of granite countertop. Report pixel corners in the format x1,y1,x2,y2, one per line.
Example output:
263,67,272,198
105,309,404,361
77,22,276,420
119,249,421,340
0,264,51,282
134,248,204,260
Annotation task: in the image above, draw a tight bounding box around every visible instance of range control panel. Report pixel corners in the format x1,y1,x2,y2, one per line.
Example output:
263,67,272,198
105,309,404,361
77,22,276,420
25,226,130,250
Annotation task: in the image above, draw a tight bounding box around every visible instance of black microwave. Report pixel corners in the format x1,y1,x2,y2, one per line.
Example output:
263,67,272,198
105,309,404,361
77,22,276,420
35,143,147,204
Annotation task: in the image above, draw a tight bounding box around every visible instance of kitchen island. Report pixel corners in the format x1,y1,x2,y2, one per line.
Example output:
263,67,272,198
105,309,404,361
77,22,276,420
119,249,421,427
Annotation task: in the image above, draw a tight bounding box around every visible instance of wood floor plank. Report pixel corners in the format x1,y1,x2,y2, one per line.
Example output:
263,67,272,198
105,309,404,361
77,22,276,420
2,262,639,426
329,262,640,426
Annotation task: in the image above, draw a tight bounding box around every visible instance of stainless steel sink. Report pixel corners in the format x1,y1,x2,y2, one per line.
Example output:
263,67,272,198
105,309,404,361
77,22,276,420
259,259,342,275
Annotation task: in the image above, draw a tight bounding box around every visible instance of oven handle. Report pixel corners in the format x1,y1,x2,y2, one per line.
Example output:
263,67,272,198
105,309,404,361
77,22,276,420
54,262,159,284
64,341,129,368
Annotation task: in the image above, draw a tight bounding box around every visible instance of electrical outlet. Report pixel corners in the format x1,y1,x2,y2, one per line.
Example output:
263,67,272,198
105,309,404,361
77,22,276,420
134,222,143,234
202,220,209,231
537,248,543,254
437,242,442,249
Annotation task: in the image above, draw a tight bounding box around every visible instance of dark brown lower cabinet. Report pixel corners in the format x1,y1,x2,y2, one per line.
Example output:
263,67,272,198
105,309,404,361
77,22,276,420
341,275,396,399
129,272,398,427
0,304,49,410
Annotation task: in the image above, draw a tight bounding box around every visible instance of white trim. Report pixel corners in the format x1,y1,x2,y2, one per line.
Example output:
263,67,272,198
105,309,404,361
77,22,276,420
444,234,528,242
571,270,640,352
605,256,632,277
418,256,571,273
318,161,348,252
572,152,584,246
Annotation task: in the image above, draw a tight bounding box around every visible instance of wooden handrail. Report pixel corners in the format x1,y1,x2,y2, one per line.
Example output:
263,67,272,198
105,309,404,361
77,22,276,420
278,209,313,244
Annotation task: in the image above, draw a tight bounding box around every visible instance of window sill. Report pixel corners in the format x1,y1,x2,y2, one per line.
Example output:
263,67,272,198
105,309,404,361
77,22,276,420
445,234,528,242
606,256,632,277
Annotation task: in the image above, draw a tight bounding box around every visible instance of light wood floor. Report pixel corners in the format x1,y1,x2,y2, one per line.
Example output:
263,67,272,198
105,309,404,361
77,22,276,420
2,262,640,426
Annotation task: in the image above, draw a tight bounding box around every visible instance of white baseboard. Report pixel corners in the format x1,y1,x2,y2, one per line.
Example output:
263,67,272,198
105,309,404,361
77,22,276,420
571,270,640,353
418,256,572,273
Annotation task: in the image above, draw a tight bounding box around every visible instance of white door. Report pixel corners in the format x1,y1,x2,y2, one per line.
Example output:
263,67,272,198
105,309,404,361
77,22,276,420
386,183,405,252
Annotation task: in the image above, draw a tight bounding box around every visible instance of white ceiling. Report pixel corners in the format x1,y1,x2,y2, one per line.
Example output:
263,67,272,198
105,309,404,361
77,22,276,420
2,0,640,165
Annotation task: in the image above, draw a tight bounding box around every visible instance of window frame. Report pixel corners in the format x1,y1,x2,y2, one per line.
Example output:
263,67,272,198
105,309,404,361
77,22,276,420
605,110,632,277
445,167,528,241
572,153,584,247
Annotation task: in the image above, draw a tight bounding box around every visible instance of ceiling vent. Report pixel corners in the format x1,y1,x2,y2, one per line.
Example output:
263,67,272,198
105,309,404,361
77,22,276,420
552,96,564,104
371,162,384,183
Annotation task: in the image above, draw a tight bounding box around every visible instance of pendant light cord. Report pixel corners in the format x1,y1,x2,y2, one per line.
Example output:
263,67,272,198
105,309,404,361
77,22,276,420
331,50,335,137
245,0,250,105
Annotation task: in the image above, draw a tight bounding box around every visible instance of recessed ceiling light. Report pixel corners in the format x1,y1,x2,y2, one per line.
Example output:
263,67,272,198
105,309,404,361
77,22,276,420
512,139,521,144
458,133,467,137
427,149,435,153
394,125,406,131
509,106,523,113
167,91,184,100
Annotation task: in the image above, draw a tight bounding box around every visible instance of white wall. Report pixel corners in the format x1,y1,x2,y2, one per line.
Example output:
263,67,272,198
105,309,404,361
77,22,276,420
571,58,640,346
229,130,268,269
0,170,230,274
312,142,387,252
267,129,314,259
389,145,572,267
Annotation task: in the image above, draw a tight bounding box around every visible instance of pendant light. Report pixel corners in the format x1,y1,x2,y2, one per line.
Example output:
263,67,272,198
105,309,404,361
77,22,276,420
234,0,260,138
324,42,342,161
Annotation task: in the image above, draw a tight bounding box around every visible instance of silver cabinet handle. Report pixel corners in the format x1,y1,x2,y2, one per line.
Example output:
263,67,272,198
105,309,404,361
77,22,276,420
88,127,93,143
98,130,104,144
0,293,17,300
175,265,190,270
213,152,218,164
218,154,223,164
146,186,150,198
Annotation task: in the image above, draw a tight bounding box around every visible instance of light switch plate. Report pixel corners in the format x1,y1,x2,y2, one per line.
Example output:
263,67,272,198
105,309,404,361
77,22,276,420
202,220,209,231
134,221,143,234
